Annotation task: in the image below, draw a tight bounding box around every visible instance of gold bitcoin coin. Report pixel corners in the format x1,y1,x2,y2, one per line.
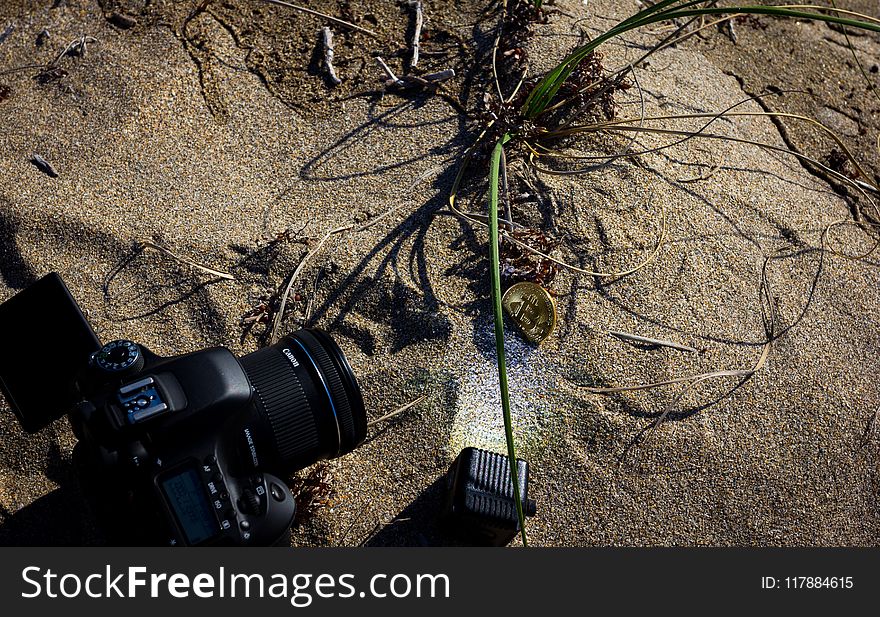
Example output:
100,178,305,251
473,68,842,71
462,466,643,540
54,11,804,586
501,282,556,343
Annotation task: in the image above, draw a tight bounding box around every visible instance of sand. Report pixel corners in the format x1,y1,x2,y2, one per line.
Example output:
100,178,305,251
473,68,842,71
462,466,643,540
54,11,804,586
0,0,878,546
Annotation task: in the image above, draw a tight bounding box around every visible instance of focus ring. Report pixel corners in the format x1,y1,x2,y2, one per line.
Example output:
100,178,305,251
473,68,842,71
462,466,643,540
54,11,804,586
291,330,357,451
239,347,319,466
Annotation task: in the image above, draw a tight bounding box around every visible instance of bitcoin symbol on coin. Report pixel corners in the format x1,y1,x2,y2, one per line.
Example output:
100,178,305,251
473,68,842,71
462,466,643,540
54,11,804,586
501,282,556,343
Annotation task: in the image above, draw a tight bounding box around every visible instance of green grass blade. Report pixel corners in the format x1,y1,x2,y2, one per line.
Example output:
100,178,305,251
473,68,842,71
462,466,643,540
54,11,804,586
523,2,880,119
521,0,697,117
614,0,696,28
487,132,528,546
662,7,880,31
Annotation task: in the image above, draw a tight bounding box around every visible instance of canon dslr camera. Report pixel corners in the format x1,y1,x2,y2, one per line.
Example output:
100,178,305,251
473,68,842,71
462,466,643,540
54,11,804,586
0,273,366,546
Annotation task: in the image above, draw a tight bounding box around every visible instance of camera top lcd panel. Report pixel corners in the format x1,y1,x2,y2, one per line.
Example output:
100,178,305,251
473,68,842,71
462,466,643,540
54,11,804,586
0,273,101,432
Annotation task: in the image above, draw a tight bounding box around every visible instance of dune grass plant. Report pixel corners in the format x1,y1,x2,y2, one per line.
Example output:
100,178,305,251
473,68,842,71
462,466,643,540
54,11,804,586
453,1,880,545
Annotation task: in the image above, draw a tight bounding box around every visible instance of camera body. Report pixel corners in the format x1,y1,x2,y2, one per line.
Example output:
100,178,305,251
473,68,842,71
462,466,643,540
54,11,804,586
0,274,367,546
72,343,297,546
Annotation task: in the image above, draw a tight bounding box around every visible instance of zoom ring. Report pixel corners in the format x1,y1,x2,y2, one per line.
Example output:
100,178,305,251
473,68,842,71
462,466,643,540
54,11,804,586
292,330,357,451
239,348,319,466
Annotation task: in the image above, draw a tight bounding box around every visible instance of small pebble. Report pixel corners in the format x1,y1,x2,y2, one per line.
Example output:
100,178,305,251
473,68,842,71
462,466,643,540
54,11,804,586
30,153,59,178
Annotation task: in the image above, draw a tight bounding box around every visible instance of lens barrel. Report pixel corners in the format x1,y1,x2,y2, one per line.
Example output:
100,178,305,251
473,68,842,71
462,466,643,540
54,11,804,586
238,328,366,473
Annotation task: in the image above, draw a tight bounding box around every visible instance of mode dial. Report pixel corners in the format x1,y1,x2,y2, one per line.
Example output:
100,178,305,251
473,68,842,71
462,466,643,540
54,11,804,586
92,340,144,376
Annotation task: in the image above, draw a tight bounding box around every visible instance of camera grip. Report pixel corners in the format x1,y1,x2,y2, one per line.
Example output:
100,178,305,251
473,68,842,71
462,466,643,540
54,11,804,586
244,472,296,546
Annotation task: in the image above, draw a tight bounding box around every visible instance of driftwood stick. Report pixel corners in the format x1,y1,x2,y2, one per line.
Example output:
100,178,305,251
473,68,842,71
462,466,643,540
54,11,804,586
420,68,455,82
320,27,341,86
408,0,423,68
375,55,400,84
375,57,454,90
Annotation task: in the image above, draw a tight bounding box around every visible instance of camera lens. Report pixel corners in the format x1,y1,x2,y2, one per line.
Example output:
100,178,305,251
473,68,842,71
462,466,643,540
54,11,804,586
237,328,366,473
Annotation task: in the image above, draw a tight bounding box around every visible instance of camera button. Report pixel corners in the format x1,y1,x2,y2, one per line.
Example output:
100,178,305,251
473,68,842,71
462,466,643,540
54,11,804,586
239,520,250,531
269,483,286,502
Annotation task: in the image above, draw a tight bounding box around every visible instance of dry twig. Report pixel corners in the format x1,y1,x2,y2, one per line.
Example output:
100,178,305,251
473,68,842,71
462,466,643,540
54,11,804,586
261,0,378,38
139,241,236,280
269,168,437,342
52,34,97,65
320,27,341,86
367,395,427,427
584,251,786,453
271,226,351,343
375,56,454,90
408,0,423,68
608,330,699,353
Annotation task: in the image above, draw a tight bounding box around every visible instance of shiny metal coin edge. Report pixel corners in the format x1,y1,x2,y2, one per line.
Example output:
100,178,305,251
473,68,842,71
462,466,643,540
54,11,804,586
501,282,557,344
